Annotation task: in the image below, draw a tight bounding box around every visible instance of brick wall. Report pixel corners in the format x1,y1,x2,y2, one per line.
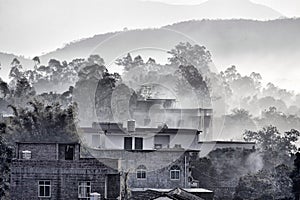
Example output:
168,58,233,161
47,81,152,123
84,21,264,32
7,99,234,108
10,159,120,200
86,148,195,189
18,143,57,160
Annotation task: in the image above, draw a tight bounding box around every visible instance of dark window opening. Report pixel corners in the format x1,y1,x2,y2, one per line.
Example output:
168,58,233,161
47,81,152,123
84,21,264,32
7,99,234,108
65,145,75,160
124,137,132,150
38,180,51,197
170,165,181,180
135,137,143,150
136,165,147,179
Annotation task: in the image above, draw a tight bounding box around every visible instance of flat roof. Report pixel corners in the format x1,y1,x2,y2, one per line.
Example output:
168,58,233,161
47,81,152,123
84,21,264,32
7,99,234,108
198,140,255,144
79,127,200,134
86,147,199,153
137,98,176,101
131,188,213,193
16,141,79,145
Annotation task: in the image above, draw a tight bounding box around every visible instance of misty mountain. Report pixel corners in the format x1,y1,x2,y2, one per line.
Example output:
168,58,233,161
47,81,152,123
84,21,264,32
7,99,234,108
189,0,282,19
1,18,300,92
38,18,300,92
0,0,282,58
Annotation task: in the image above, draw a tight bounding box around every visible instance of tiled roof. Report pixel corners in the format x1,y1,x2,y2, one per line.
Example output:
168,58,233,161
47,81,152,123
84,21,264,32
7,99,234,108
130,188,205,200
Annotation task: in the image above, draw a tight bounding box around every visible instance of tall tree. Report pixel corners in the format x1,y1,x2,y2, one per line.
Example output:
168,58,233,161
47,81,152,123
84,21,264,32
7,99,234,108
9,58,24,88
168,42,212,74
94,72,121,122
14,77,36,98
73,58,108,125
176,65,211,107
115,53,133,71
244,126,300,168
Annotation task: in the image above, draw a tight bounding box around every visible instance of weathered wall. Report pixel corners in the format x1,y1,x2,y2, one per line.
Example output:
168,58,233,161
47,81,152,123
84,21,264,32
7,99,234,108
17,143,81,161
11,143,120,200
10,159,120,200
18,143,57,160
87,148,195,189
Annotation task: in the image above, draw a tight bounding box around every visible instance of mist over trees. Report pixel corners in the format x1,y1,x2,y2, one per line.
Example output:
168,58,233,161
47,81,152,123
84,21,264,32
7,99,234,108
1,41,300,135
1,41,300,199
190,126,300,200
1,41,300,137
232,126,300,200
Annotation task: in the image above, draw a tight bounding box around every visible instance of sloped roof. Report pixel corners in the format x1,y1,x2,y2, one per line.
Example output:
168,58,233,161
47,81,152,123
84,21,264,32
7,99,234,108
130,190,162,200
167,188,204,200
130,188,204,200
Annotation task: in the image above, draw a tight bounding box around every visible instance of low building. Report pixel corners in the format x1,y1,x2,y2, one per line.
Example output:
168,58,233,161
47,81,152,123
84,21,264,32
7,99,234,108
10,141,121,200
9,119,215,199
79,121,207,191
79,122,201,150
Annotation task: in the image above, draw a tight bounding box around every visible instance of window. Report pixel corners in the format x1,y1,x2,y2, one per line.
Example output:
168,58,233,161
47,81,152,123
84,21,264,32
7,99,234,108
135,137,143,150
154,135,170,149
78,181,91,199
136,165,147,180
65,145,75,160
22,150,31,159
170,165,180,180
38,180,51,198
124,137,132,150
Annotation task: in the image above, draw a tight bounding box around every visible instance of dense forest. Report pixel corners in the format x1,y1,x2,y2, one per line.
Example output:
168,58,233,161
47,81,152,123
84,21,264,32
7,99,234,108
1,42,300,199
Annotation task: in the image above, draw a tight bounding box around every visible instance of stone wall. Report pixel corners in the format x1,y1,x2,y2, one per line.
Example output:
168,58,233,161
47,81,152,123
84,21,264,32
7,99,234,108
17,143,81,161
10,159,120,200
86,148,196,189
11,143,120,200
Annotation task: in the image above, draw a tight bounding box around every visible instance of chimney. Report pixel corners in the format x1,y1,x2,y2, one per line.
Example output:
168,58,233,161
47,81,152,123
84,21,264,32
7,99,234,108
127,120,136,132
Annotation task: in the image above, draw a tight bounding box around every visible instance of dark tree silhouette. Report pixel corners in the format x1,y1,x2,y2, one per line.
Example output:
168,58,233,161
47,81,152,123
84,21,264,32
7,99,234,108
0,123,13,199
244,126,300,169
6,100,79,143
291,151,300,200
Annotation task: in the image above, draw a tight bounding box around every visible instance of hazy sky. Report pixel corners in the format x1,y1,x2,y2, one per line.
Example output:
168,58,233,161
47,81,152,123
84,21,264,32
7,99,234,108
149,0,300,17
0,0,299,57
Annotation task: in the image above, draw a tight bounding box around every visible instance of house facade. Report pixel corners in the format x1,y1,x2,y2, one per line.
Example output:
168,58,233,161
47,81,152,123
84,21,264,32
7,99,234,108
79,121,203,190
10,142,121,200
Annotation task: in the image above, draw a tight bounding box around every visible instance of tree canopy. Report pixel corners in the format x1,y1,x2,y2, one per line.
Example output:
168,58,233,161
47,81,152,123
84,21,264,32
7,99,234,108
5,100,78,144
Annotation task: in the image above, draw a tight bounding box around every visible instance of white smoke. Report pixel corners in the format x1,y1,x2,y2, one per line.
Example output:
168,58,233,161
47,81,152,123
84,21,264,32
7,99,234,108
245,151,264,173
